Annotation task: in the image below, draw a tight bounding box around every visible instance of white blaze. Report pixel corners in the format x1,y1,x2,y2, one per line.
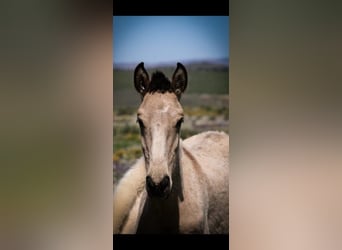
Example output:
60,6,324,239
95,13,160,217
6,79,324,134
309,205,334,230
148,105,171,181
160,105,169,113
150,123,167,164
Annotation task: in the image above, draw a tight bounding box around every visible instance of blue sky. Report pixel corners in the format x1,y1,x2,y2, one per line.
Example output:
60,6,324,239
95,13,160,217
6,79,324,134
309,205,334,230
113,16,229,64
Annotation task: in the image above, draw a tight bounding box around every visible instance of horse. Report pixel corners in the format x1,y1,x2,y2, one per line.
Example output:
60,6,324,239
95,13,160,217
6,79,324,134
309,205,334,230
113,62,229,234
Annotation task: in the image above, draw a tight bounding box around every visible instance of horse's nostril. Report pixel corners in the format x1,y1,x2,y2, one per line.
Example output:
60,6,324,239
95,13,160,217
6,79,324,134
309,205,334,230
146,176,155,189
159,176,170,191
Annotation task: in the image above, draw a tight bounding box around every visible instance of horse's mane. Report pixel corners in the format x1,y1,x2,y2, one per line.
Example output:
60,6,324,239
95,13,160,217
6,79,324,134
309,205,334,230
147,71,173,94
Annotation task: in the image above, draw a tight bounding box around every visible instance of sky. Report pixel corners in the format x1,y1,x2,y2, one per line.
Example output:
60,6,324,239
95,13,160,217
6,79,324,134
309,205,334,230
113,16,229,65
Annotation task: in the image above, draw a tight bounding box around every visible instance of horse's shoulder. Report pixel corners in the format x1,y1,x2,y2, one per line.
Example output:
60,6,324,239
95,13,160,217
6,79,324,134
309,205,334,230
181,131,229,163
183,131,229,148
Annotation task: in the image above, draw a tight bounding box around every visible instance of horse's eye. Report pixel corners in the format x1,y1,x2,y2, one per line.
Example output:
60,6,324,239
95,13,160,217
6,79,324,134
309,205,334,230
137,118,144,128
176,117,184,128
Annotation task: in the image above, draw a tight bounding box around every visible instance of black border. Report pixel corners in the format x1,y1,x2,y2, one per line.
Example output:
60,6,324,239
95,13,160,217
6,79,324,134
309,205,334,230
114,234,229,250
113,0,229,16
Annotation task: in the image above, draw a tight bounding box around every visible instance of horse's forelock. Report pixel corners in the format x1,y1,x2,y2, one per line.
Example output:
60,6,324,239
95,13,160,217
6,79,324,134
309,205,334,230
147,71,173,94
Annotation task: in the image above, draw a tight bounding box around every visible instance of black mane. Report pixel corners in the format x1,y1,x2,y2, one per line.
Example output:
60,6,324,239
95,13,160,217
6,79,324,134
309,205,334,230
147,71,173,93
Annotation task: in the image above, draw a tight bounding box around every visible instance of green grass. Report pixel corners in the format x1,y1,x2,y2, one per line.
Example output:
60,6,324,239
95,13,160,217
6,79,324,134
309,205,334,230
183,106,228,117
187,70,228,94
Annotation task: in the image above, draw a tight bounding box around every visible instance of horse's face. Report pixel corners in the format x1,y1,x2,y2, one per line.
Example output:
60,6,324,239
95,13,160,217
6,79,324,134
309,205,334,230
137,93,183,198
134,62,187,199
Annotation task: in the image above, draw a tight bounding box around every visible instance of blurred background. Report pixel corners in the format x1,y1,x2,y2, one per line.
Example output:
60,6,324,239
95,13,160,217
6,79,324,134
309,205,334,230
0,1,113,249
113,16,229,184
1,1,342,249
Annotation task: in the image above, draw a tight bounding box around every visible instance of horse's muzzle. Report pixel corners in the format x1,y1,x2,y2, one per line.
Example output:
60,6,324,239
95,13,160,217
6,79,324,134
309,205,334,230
146,175,171,198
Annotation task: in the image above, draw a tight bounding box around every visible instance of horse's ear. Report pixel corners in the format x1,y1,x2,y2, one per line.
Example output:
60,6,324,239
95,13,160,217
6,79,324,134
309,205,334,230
134,62,150,96
172,62,188,98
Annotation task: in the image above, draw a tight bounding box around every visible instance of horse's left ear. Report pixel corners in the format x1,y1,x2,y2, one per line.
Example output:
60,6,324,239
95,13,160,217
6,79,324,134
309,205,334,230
172,62,187,98
134,62,150,96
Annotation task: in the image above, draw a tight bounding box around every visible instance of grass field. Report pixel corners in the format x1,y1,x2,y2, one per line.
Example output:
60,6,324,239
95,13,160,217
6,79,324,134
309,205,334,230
113,64,229,184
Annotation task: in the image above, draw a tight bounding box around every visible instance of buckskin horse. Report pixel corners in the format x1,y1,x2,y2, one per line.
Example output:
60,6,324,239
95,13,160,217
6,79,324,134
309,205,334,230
113,62,229,234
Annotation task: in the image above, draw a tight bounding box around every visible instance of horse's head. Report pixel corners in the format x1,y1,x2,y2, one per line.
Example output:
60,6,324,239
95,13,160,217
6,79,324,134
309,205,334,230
134,62,187,199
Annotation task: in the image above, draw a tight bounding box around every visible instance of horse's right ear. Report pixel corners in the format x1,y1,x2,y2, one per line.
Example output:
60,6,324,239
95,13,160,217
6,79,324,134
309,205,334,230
134,62,150,96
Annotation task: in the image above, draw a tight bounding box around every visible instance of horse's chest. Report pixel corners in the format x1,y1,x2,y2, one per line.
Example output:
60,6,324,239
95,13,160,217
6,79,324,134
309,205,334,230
136,194,206,234
178,199,206,233
136,198,179,233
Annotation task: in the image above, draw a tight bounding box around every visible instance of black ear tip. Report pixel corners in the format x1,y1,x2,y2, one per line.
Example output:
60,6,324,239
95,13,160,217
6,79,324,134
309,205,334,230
176,62,187,74
176,62,186,70
135,62,145,74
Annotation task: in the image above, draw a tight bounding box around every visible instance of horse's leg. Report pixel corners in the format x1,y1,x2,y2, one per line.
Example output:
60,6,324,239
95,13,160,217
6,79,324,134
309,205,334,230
203,213,210,234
